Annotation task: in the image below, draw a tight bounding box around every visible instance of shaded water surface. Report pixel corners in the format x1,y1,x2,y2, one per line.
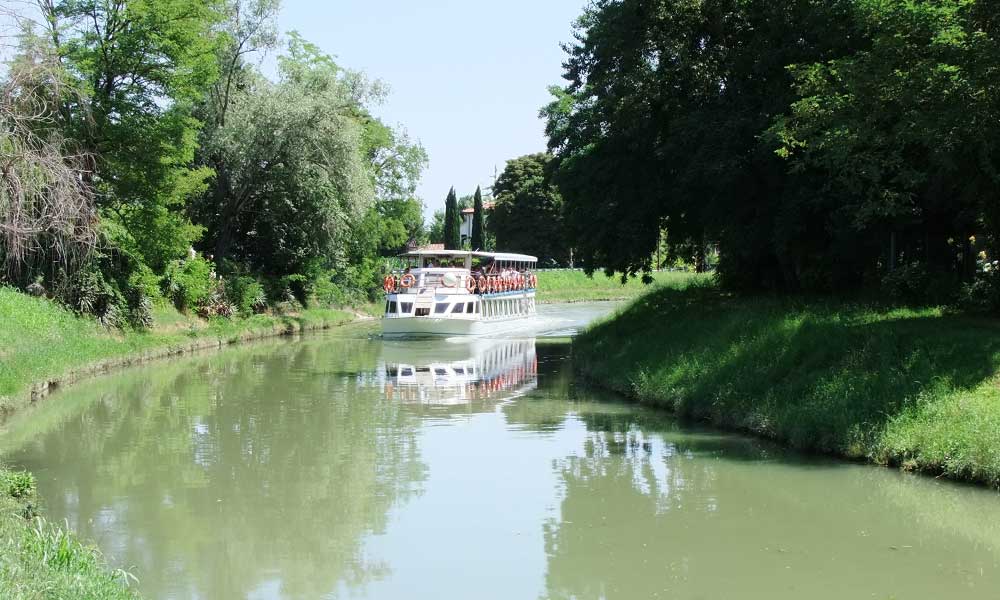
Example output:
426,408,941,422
2,303,1000,599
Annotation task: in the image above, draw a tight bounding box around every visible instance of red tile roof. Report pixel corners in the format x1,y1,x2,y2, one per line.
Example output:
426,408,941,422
461,202,495,214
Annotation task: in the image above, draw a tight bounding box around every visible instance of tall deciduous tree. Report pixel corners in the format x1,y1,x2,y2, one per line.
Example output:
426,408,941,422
772,0,1000,279
194,33,376,277
428,210,446,244
544,0,859,288
471,185,486,250
443,187,460,250
39,0,223,271
490,153,567,265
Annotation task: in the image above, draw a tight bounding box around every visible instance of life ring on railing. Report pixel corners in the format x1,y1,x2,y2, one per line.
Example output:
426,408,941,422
516,274,524,290
399,273,416,288
466,277,477,293
477,276,487,294
489,276,498,293
383,275,396,293
501,276,509,292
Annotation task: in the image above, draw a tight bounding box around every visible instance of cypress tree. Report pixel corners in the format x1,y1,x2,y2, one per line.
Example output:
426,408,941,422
443,187,461,249
471,185,485,250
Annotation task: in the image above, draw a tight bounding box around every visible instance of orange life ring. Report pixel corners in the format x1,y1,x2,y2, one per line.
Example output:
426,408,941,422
400,273,416,288
489,276,497,293
477,276,487,293
501,276,509,292
383,275,396,293
466,277,477,293
517,274,524,289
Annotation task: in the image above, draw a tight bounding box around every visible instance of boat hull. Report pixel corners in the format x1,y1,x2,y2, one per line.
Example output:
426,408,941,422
381,315,531,337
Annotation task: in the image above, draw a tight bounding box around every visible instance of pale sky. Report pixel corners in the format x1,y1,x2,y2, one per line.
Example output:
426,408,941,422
276,0,588,218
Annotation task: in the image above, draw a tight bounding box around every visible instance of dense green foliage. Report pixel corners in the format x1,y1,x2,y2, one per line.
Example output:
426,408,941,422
1,0,426,324
471,186,486,250
576,281,1000,486
491,153,569,265
545,0,1000,303
443,187,461,249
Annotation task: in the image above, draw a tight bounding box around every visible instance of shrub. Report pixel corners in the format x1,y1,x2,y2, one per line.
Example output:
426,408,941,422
958,270,1000,314
225,275,267,315
3,470,36,499
162,256,214,311
881,261,930,304
280,273,312,307
47,225,156,329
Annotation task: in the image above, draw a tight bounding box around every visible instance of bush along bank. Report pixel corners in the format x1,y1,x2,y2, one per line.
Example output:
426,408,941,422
0,286,363,418
573,281,1000,488
0,466,137,599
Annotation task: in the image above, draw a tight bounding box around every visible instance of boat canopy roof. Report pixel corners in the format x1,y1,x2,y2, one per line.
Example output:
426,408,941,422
399,250,537,263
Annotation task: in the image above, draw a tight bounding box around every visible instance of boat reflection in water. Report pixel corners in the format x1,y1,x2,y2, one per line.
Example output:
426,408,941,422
379,338,537,407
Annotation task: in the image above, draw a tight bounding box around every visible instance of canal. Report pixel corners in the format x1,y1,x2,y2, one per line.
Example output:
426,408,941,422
2,303,999,599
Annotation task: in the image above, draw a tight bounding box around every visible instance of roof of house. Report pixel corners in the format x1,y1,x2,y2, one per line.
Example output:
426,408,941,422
460,202,495,215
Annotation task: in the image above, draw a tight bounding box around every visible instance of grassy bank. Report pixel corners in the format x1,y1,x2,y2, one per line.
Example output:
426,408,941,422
1,466,136,599
574,280,1000,487
0,286,360,415
535,270,705,303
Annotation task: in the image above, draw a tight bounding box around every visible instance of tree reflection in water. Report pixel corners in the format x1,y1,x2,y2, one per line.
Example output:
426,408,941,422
4,335,1000,599
2,336,425,599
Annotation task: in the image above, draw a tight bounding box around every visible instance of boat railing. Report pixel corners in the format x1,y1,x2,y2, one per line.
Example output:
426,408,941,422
388,269,538,294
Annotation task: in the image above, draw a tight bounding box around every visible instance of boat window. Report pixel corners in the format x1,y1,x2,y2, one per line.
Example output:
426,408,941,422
389,301,397,314
384,301,390,314
400,302,412,314
400,368,413,376
451,303,464,314
434,303,449,314
416,367,430,373
416,307,430,317
454,367,465,375
434,368,448,376
466,302,474,313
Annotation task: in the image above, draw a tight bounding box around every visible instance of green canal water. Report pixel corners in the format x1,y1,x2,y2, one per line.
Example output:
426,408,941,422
2,303,1000,599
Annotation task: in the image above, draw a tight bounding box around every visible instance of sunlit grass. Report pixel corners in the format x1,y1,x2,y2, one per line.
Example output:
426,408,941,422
0,465,137,599
536,270,707,303
0,287,356,406
574,280,1000,486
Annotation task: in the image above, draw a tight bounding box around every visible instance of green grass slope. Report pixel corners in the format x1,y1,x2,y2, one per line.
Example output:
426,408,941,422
0,287,355,411
574,281,1000,486
535,270,706,303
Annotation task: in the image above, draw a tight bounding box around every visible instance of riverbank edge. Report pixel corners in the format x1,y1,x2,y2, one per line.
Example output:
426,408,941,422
1,304,371,423
572,283,1000,489
1,300,373,598
1,465,140,599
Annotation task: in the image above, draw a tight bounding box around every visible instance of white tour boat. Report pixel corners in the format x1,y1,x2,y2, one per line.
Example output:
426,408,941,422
381,250,538,336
